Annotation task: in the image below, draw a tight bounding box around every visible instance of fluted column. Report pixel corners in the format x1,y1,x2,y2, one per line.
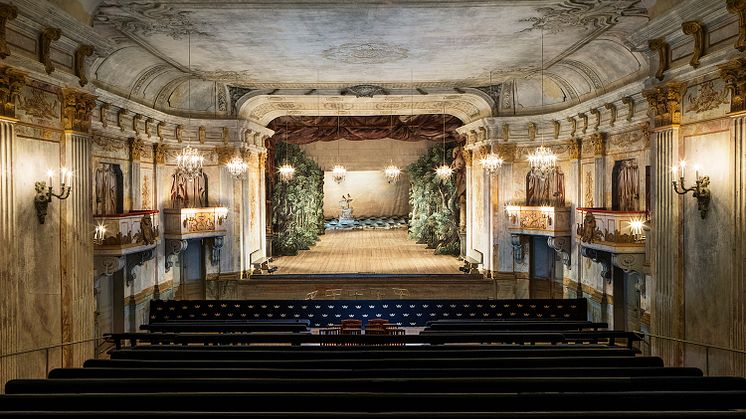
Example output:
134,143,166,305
567,138,584,296
496,144,516,274
259,150,268,258
129,138,143,210
60,88,96,367
0,118,18,385
644,82,684,367
591,133,606,208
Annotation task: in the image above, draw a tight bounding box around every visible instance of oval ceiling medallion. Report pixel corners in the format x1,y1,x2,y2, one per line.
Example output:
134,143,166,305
322,42,408,64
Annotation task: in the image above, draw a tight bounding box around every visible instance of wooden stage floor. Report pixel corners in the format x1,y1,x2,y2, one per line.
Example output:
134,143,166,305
272,229,462,274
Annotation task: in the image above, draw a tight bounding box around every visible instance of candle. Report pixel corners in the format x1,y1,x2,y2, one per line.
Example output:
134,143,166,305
694,164,700,180
47,169,53,187
679,160,686,179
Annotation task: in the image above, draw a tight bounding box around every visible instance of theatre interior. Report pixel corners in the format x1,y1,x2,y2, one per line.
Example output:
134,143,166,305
2,0,746,416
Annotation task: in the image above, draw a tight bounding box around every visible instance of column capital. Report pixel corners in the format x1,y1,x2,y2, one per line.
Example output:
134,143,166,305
215,144,237,165
496,143,516,163
719,57,746,115
153,143,167,164
567,137,581,160
642,82,684,128
129,137,144,161
590,132,606,156
0,65,25,121
62,88,96,134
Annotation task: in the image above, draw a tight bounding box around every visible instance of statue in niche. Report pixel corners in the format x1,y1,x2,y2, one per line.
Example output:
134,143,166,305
95,163,120,215
525,167,565,206
451,146,467,229
614,159,640,211
170,172,208,209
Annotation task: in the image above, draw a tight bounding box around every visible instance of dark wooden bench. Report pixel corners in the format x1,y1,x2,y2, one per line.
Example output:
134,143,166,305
140,322,312,334
8,376,746,394
425,320,608,331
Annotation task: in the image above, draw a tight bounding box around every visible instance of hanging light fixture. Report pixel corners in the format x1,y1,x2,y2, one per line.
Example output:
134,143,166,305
332,115,346,183
435,107,452,181
480,70,504,175
527,27,556,179
225,155,248,178
278,120,295,182
384,164,401,183
175,31,204,181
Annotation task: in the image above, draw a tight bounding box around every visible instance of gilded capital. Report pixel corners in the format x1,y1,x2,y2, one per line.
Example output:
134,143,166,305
719,57,746,114
153,143,167,164
567,138,581,160
0,65,26,120
215,145,236,165
62,88,97,134
129,137,144,161
462,148,473,166
642,82,683,128
590,132,606,156
496,143,516,163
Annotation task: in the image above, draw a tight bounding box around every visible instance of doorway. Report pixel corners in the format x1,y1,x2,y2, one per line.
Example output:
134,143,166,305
177,239,206,299
612,267,641,331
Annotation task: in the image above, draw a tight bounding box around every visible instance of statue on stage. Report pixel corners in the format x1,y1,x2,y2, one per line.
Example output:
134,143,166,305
338,193,354,224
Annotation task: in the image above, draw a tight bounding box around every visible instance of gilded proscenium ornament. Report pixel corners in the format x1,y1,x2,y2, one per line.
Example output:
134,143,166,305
719,57,746,114
621,96,635,122
0,3,18,59
642,82,683,128
39,28,61,75
75,44,94,87
0,65,26,119
681,21,704,68
62,88,96,133
727,0,746,52
648,38,670,81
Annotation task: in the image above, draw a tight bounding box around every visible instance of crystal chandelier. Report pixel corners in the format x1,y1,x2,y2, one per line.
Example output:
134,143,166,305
436,164,453,181
527,27,556,178
175,32,203,181
176,145,204,180
225,155,247,178
480,150,504,174
278,163,295,182
383,164,401,183
332,164,347,183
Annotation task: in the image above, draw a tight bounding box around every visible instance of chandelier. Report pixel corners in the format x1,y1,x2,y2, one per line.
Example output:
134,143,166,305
175,32,203,181
526,27,556,178
480,150,504,174
225,155,247,178
278,163,295,182
332,164,347,183
436,164,453,181
384,164,401,183
176,145,204,180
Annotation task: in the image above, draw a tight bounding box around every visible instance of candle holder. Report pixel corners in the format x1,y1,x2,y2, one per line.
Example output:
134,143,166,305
671,162,710,219
35,168,72,224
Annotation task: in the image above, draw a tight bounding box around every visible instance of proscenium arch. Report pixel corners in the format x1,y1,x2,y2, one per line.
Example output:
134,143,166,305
237,90,494,127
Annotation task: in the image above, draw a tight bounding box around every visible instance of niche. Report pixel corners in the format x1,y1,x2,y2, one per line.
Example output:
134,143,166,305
95,162,124,215
170,172,209,209
525,167,566,206
611,159,639,211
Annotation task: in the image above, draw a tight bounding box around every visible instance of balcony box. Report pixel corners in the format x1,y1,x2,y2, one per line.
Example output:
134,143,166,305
93,210,159,256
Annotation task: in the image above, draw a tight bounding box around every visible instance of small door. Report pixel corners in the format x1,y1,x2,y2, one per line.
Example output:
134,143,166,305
529,236,555,299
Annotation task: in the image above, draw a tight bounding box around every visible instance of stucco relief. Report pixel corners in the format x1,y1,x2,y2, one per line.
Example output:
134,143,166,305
92,136,128,160
520,0,647,34
95,3,210,39
16,86,60,128
583,167,594,207
322,42,408,64
683,80,730,122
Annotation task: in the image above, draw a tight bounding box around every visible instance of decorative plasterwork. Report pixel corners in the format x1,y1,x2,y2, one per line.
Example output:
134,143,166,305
547,236,571,268
621,96,635,122
719,57,746,114
94,255,125,277
519,0,647,34
604,103,617,127
95,3,209,40
75,44,95,87
153,143,167,164
0,66,25,120
214,145,236,165
567,138,581,159
239,93,491,125
126,248,155,283
648,38,670,81
496,143,516,163
727,0,746,52
39,28,61,75
590,132,605,156
567,116,577,137
129,137,144,161
527,122,536,141
62,89,97,134
99,103,110,128
681,21,704,68
643,82,683,128
685,80,729,114
552,120,560,139
611,253,646,275
577,112,588,134
165,239,187,272
589,108,601,131
0,3,17,59
323,42,408,65
580,247,611,283
341,85,388,98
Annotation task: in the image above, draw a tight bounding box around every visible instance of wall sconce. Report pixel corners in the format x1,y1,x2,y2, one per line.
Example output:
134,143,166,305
216,207,229,225
505,205,520,223
628,217,646,241
671,160,710,219
93,223,107,245
35,168,72,224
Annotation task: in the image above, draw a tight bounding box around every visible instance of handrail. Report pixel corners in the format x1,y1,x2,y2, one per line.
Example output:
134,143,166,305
636,330,746,355
0,336,104,359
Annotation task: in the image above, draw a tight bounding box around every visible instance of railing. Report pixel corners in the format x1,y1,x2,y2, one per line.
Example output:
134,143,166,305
637,331,746,377
0,336,110,390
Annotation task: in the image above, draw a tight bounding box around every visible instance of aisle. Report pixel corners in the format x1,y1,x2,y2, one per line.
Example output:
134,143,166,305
272,229,461,274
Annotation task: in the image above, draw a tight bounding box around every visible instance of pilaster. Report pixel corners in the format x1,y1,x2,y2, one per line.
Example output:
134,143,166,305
644,82,684,367
60,88,96,367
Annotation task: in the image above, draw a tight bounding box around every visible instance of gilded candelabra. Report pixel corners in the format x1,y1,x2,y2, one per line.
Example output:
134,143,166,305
34,168,72,224
671,161,710,219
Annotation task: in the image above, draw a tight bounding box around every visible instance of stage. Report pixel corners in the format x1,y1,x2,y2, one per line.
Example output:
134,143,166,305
272,229,462,274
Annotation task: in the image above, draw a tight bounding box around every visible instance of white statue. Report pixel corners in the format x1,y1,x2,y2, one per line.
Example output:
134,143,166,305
338,193,354,223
